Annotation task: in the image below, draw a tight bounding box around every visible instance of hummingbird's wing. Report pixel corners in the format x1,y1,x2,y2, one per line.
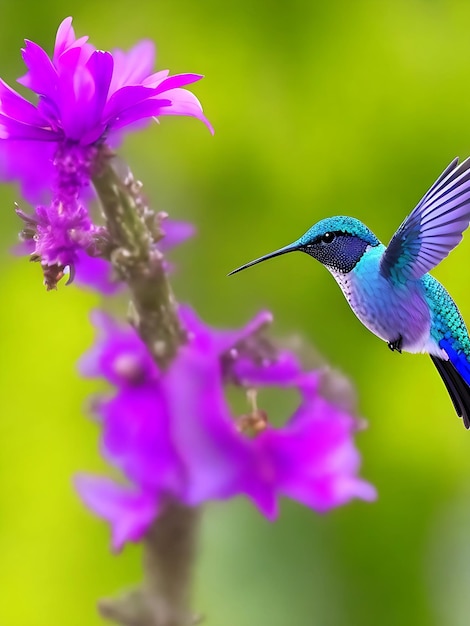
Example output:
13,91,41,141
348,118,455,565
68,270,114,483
380,157,470,281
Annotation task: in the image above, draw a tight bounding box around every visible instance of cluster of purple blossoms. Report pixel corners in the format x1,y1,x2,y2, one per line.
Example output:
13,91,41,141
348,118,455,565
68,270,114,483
0,18,376,553
0,17,211,289
76,306,376,551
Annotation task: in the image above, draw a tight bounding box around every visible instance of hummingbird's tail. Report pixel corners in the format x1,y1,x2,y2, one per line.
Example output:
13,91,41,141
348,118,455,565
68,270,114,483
430,343,470,428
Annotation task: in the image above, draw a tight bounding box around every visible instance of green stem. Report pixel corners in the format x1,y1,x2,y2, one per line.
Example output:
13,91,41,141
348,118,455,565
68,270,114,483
92,154,185,370
92,153,199,626
98,505,201,626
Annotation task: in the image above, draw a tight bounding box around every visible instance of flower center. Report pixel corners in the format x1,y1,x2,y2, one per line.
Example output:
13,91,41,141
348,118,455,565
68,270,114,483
236,389,268,436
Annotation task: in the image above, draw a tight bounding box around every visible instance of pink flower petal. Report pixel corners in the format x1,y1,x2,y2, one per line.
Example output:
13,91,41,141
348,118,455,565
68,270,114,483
75,474,158,552
109,40,156,93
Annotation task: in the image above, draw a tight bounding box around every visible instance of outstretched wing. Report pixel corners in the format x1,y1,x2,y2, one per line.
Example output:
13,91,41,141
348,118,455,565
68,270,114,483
380,157,470,282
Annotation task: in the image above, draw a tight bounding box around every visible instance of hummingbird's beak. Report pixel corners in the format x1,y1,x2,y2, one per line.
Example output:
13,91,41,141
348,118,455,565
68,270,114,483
228,241,300,276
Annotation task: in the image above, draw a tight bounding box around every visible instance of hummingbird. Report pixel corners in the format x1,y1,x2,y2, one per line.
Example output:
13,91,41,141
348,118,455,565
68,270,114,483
230,157,470,428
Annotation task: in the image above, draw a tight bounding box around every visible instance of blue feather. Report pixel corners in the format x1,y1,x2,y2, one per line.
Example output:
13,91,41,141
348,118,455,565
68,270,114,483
439,338,470,385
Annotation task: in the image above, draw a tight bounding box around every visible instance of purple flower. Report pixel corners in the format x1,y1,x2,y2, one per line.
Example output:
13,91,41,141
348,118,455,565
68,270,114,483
159,217,195,254
16,192,100,289
76,307,375,552
74,475,158,550
78,310,158,387
1,17,211,288
0,17,212,200
71,252,122,295
33,203,94,267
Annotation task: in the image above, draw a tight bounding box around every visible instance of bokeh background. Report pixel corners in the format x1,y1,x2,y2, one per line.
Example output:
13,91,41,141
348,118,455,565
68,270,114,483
1,1,470,625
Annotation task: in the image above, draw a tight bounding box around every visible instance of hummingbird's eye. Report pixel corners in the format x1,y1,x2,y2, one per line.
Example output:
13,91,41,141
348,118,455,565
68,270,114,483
321,232,335,244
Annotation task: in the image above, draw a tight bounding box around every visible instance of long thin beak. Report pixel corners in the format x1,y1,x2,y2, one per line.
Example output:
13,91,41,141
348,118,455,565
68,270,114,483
228,241,300,276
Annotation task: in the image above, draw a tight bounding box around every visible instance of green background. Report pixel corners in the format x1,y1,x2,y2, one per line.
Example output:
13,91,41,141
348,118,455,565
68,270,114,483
0,1,470,624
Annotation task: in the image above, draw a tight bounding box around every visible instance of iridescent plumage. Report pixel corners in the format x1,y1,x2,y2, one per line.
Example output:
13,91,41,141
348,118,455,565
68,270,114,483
230,157,470,428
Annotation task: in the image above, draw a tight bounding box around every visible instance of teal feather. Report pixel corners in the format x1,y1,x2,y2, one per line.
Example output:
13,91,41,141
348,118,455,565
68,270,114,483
298,216,380,247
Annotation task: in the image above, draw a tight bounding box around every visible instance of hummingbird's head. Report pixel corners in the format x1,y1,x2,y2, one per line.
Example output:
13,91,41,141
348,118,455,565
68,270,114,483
229,216,380,275
298,216,380,272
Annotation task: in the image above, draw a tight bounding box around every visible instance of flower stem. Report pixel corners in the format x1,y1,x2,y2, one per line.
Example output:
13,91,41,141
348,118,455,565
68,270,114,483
92,152,185,370
98,505,201,626
92,154,198,625
142,504,201,626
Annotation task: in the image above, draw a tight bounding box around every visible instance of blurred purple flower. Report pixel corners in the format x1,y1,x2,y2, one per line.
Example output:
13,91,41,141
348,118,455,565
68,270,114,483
76,307,375,552
72,252,122,295
159,217,195,253
79,310,158,387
